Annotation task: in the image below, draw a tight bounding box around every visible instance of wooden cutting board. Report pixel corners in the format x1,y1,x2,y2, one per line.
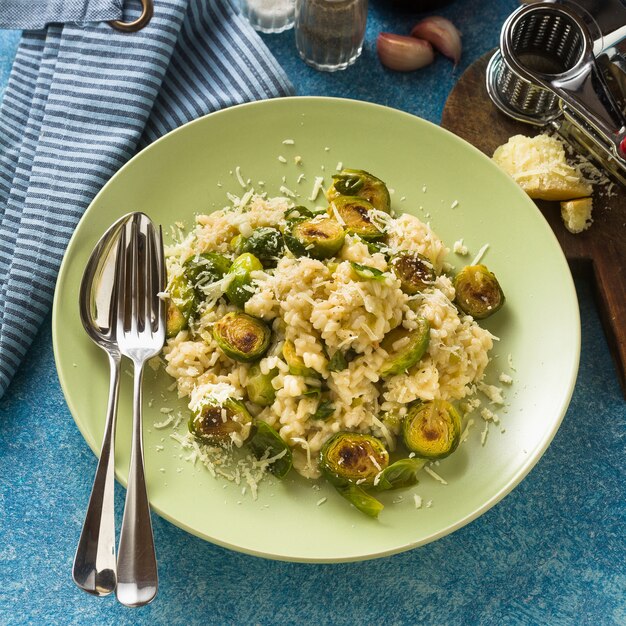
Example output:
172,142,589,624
441,52,626,397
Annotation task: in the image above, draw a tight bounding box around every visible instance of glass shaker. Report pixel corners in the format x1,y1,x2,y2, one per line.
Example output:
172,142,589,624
294,0,368,71
239,0,295,33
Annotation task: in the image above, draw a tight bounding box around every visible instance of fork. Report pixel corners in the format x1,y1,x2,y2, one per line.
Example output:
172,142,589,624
114,213,166,608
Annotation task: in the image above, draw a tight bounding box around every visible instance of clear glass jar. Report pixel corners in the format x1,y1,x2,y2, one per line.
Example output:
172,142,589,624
239,0,295,33
294,0,368,71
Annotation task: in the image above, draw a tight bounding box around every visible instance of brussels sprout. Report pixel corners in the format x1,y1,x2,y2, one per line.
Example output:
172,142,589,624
285,217,345,259
213,312,271,362
184,252,231,288
350,261,387,281
284,205,317,221
391,252,436,294
320,432,390,518
328,350,348,372
310,399,334,421
232,227,284,267
328,197,384,241
380,317,430,378
247,421,292,478
166,273,196,338
319,432,389,486
189,397,252,445
372,458,427,491
453,264,505,319
402,400,461,459
282,340,319,377
225,253,263,308
327,169,391,213
245,363,277,406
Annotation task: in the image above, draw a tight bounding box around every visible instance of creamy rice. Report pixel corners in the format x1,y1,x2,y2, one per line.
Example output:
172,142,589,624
163,192,494,480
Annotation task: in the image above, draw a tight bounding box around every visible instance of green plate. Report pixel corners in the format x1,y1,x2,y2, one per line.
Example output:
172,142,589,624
52,97,580,562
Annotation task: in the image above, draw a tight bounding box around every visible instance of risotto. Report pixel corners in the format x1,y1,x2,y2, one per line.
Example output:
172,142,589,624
161,169,501,516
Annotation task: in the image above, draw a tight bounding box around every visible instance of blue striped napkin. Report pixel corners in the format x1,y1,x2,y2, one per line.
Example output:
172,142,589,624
0,0,294,398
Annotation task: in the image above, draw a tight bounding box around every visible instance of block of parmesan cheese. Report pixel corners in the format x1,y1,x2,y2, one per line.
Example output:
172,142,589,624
492,134,592,201
560,197,593,234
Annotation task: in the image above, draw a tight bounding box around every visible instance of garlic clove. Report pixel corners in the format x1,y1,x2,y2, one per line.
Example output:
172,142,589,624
376,33,435,72
410,16,462,65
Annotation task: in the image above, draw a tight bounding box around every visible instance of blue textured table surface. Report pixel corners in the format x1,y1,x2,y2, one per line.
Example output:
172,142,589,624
0,1,625,624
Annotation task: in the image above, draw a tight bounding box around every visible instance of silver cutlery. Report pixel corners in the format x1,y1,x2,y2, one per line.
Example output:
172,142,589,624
114,213,166,608
73,213,132,597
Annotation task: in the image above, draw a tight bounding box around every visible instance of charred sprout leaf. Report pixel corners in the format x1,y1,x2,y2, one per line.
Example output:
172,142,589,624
282,340,319,377
319,432,389,487
311,399,334,420
391,252,436,294
287,217,345,260
380,317,430,378
350,261,387,281
453,264,505,319
245,363,277,406
328,196,385,241
225,253,263,308
328,169,391,214
328,350,348,372
402,399,461,459
184,252,231,288
233,227,284,267
247,421,292,478
189,397,252,445
365,239,390,256
213,312,271,362
335,483,384,518
284,205,315,222
372,458,427,491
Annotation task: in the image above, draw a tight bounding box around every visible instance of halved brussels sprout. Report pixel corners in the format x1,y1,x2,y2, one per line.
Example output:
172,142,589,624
391,252,436,294
285,217,345,259
453,264,505,319
232,227,284,267
189,397,252,445
402,399,461,459
380,317,430,378
328,197,384,241
245,363,277,406
166,273,196,338
247,421,292,478
213,312,271,362
372,458,427,491
282,340,319,377
327,169,391,213
225,253,263,308
319,432,389,486
184,252,231,288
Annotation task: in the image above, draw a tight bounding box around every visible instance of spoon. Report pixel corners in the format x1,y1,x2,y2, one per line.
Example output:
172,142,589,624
72,213,132,596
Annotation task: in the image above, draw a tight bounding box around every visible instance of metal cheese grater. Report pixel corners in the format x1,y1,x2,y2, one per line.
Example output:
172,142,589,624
486,0,626,184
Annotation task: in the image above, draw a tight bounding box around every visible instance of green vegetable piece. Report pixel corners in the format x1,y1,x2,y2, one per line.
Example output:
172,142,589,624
453,264,505,319
282,340,319,377
311,399,334,420
391,252,436,294
225,253,263,308
247,421,293,478
335,483,384,519
372,458,427,491
234,227,284,267
184,252,231,288
328,196,384,241
379,317,430,378
328,169,391,213
402,399,462,459
319,432,389,487
284,205,316,221
245,363,277,406
287,217,345,260
213,312,271,363
166,303,188,338
328,350,348,372
189,397,252,445
350,261,387,281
